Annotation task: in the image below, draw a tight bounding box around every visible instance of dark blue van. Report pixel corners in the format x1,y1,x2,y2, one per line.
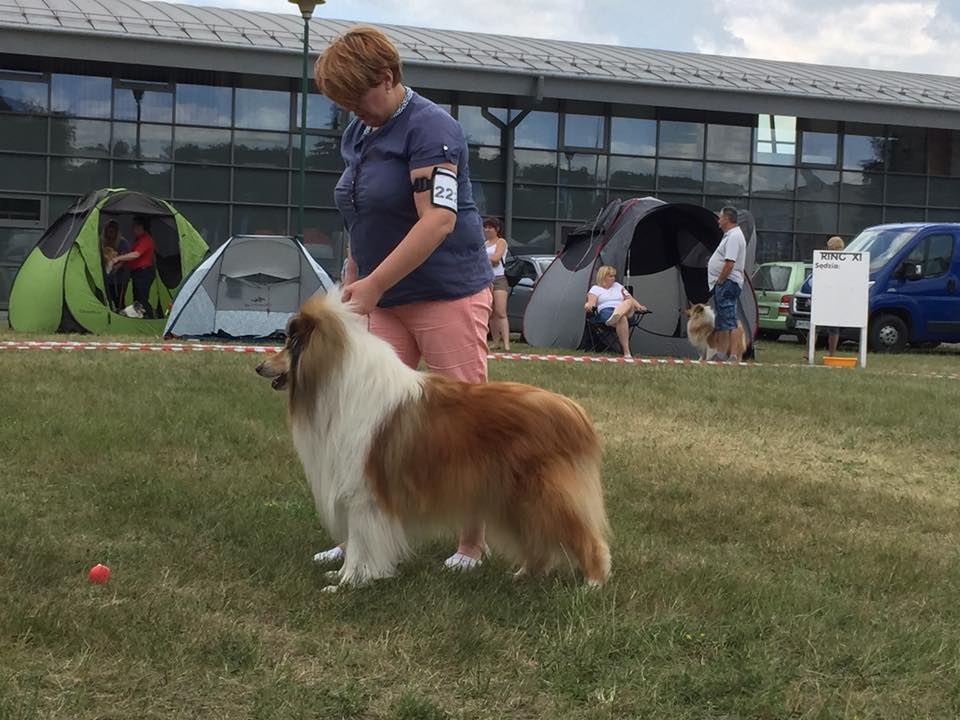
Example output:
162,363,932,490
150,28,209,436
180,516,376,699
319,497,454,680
786,223,960,352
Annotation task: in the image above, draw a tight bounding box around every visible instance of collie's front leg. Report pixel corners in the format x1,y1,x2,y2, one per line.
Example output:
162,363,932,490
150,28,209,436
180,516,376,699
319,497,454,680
323,504,408,591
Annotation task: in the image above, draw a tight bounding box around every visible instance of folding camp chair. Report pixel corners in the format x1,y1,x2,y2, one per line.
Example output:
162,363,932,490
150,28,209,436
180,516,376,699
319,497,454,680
583,309,651,355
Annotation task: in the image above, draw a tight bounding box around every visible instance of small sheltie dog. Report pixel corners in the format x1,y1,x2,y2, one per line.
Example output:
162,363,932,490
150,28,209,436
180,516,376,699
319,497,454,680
684,303,746,361
255,293,611,591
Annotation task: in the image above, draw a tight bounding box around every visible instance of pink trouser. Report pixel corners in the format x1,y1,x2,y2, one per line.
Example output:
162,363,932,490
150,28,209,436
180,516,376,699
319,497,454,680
368,288,492,383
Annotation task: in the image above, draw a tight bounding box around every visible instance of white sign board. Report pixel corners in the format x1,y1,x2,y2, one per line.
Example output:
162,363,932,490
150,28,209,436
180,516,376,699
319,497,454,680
809,250,870,368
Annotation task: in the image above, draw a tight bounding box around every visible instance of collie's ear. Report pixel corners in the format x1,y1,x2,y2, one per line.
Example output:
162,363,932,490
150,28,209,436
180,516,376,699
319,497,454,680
286,298,349,418
285,314,313,363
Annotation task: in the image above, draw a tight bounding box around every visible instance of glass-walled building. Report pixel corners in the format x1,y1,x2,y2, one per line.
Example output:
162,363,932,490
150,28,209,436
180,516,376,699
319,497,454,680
2,0,960,307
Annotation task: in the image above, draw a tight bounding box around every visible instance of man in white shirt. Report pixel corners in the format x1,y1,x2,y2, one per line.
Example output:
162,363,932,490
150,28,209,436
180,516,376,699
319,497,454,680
707,207,747,360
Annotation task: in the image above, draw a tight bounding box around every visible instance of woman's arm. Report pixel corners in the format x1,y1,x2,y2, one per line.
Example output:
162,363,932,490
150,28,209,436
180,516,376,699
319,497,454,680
584,292,599,311
490,237,507,265
341,162,458,314
342,247,358,286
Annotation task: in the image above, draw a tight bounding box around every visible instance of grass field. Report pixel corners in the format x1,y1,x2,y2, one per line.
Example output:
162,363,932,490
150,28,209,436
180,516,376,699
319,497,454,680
2,334,959,719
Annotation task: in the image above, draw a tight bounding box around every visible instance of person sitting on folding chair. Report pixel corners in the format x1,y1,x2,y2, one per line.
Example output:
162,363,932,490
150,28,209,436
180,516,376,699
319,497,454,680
584,265,647,359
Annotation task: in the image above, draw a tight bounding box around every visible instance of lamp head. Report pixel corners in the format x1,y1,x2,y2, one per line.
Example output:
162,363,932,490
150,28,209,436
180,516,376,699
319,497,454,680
288,0,323,19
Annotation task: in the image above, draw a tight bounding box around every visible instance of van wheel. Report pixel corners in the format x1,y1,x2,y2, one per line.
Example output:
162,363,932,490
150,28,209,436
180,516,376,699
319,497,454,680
869,315,908,353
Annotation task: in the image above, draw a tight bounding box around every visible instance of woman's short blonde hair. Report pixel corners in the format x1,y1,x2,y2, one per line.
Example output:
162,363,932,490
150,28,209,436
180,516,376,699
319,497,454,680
314,26,403,109
595,265,617,283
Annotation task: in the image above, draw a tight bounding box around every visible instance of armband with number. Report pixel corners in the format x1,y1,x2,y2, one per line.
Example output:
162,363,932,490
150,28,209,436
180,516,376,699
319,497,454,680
429,167,458,213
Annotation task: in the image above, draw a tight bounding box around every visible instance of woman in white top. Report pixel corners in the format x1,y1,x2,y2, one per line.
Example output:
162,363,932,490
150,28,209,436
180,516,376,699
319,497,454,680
584,265,647,358
483,217,510,351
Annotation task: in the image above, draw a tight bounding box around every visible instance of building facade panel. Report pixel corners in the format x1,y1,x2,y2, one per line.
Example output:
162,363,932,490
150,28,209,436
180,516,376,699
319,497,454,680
2,2,960,307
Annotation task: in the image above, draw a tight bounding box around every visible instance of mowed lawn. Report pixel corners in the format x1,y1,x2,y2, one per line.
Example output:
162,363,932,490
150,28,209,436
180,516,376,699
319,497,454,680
2,338,959,719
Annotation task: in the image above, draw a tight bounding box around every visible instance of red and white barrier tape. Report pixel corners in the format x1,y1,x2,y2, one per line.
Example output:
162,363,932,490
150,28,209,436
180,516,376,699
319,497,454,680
0,339,751,364
2,340,957,380
0,340,281,353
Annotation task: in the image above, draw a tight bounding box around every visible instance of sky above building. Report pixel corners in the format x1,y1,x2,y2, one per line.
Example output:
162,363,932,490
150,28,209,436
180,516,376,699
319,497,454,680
183,0,960,77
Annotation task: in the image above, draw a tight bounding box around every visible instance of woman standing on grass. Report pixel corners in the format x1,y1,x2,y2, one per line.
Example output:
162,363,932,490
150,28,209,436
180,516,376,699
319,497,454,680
483,217,510,351
310,25,493,572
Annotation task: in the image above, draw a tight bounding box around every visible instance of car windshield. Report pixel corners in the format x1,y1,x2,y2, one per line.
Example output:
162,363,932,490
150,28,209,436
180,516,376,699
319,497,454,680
845,227,920,271
752,264,792,291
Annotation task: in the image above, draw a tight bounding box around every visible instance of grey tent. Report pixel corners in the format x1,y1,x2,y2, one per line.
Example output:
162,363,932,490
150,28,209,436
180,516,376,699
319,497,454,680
522,197,759,358
163,235,333,339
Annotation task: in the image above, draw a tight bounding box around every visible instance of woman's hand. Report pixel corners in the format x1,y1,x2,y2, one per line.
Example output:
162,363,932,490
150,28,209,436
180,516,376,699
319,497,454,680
341,276,384,316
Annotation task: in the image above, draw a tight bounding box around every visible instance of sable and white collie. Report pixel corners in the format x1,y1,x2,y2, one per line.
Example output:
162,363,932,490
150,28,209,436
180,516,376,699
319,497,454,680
684,303,747,361
255,293,611,591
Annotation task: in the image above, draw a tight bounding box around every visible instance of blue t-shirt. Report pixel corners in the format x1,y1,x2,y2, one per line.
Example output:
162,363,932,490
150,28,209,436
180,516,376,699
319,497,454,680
334,91,493,307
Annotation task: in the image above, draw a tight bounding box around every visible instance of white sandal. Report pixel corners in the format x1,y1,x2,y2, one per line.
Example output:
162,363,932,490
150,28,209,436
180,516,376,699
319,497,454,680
443,552,483,571
312,545,345,566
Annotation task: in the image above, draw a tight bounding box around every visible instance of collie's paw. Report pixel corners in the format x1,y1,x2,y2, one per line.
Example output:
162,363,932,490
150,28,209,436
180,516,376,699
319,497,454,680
320,583,341,594
512,565,528,580
321,570,342,583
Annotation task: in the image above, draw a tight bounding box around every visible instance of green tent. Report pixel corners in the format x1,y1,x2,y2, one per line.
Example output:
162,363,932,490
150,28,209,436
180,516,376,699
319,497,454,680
9,189,208,335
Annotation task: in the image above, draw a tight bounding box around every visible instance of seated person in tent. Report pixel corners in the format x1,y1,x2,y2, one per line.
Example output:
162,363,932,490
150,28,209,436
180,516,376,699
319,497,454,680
101,220,131,311
111,216,156,318
584,265,647,359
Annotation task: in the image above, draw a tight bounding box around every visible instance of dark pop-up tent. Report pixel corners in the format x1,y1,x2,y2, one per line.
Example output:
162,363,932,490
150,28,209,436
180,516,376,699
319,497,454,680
523,197,758,357
8,189,208,335
163,235,333,339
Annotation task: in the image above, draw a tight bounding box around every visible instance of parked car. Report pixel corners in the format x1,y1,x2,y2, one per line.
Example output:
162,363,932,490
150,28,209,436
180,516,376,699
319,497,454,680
786,223,960,352
505,254,555,335
751,261,812,340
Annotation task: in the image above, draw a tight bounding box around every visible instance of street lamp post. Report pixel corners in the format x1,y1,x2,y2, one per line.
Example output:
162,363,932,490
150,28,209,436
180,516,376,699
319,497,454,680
289,0,324,241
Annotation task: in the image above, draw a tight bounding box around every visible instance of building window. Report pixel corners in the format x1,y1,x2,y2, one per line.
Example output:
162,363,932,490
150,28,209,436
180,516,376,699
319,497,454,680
114,85,173,124
800,132,838,166
113,162,172,197
0,154,46,192
658,159,703,193
296,92,343,131
175,127,232,164
610,117,656,156
176,84,232,127
659,121,704,159
0,114,47,153
842,124,886,171
797,169,840,202
51,74,111,118
706,124,751,162
457,106,502,146
754,115,796,165
0,195,44,226
559,153,606,187
887,126,927,174
234,131,289,167
514,111,558,150
751,165,795,198
514,150,557,184
608,156,655,189
0,72,48,113
927,129,960,177
563,113,604,150
705,163,749,196
234,88,290,131
112,122,172,160
468,146,503,181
